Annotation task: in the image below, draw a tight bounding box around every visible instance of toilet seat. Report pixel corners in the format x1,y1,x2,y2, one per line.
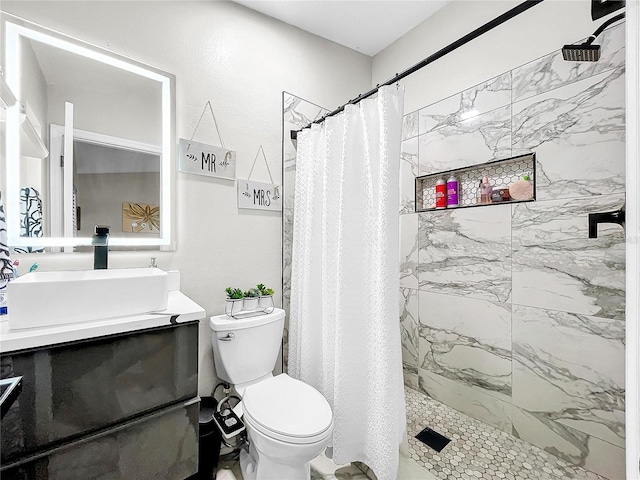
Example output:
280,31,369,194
242,374,333,445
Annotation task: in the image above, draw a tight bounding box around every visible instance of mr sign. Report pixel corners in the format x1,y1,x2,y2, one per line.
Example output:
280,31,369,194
237,180,282,211
178,138,236,180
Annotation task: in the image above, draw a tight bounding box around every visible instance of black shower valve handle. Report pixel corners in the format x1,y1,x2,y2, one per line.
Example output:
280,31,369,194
588,207,626,238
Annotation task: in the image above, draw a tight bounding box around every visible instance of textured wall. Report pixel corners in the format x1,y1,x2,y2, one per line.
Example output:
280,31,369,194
398,24,626,479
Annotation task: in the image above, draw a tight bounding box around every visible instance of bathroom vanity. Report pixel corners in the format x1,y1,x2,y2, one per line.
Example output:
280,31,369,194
0,289,205,480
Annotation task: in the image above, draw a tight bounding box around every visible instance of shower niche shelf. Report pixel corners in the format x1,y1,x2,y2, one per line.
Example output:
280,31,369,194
415,152,536,213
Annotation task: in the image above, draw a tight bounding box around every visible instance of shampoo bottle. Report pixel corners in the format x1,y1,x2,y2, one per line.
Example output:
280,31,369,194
446,174,459,208
435,178,446,209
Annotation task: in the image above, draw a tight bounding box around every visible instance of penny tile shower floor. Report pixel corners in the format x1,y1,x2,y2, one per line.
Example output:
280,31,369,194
217,387,608,480
405,387,607,480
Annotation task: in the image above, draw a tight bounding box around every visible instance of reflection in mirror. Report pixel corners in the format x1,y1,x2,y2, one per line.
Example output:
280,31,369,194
72,137,161,239
1,12,175,251
48,126,162,244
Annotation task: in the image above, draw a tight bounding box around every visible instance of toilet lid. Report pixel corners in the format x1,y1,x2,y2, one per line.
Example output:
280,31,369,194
242,374,333,439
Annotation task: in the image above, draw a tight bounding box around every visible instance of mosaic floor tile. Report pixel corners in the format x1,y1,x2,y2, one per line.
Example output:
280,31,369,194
216,450,434,480
405,387,608,480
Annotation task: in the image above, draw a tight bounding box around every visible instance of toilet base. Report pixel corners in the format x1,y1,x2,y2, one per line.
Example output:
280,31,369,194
240,443,312,480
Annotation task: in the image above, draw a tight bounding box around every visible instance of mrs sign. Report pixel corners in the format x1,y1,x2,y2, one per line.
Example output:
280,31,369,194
237,180,282,211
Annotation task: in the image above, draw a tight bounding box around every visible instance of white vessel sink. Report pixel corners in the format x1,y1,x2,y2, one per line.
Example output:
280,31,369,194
7,268,169,330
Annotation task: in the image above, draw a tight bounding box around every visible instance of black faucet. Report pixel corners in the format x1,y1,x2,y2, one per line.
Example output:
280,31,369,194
92,225,110,269
588,206,625,238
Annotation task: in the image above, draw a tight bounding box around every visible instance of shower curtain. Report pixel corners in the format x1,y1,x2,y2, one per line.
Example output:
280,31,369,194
289,85,407,480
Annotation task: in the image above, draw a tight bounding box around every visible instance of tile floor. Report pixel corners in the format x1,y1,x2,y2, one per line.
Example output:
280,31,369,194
215,450,435,480
215,386,609,480
405,387,608,480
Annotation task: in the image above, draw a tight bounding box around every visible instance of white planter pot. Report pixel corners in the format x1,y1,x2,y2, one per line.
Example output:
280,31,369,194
225,298,243,316
258,295,273,310
243,297,259,311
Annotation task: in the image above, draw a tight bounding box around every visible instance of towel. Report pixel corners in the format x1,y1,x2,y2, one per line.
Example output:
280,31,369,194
0,192,13,280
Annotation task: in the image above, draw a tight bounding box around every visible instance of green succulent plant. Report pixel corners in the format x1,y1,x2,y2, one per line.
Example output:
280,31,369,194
244,288,261,298
257,284,274,296
225,287,243,299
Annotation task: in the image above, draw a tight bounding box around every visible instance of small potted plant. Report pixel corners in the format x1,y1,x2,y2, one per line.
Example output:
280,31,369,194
257,284,274,310
225,287,244,316
243,288,261,311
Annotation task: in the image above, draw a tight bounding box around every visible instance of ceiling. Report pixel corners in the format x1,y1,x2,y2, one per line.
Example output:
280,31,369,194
232,0,449,57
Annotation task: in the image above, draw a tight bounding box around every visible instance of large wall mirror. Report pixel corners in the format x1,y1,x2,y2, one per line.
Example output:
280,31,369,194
1,12,176,252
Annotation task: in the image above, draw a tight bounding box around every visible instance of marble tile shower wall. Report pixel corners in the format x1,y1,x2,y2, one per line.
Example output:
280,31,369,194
399,24,626,479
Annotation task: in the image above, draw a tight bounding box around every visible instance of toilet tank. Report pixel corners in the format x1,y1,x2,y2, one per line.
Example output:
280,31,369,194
209,309,285,386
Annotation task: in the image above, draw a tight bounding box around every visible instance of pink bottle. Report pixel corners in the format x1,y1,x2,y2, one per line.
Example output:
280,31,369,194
446,174,459,208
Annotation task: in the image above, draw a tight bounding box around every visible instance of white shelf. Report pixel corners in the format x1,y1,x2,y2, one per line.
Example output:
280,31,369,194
0,74,17,109
0,108,49,159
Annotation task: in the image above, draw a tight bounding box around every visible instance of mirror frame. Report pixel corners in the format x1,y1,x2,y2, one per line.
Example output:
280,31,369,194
1,12,176,249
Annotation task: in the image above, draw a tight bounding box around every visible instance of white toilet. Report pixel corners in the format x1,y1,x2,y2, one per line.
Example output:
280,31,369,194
209,308,333,480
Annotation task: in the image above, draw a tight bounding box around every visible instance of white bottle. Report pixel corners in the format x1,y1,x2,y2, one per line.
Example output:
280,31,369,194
0,280,7,315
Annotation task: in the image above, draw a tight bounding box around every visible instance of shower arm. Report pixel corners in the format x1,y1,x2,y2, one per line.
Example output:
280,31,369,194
583,12,626,45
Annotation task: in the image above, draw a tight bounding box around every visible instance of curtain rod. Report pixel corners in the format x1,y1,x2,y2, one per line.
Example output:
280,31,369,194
292,0,544,140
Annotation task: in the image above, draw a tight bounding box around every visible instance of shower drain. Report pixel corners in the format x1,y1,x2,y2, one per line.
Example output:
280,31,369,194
415,426,451,453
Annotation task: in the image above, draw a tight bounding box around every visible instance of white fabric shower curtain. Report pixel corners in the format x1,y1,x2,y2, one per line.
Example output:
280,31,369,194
289,86,407,480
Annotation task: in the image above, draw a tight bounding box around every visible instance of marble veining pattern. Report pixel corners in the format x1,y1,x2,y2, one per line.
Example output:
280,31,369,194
283,93,328,128
418,204,512,302
403,110,419,140
511,407,625,480
406,387,609,480
512,194,625,319
512,66,625,201
400,288,419,370
400,213,419,288
511,24,625,103
419,368,513,434
419,105,512,175
512,305,625,450
400,137,419,214
419,72,511,135
403,362,419,391
418,291,511,401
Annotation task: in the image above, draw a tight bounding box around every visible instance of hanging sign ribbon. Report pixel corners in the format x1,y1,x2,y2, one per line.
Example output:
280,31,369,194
237,145,282,211
178,101,236,180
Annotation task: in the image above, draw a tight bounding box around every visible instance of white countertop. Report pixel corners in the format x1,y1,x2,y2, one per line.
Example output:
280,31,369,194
0,291,206,353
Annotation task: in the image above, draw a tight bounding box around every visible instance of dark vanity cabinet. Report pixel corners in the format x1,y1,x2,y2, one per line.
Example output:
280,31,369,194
0,322,199,480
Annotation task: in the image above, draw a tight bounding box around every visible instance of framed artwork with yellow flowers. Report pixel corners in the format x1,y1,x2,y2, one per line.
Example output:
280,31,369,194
122,202,160,233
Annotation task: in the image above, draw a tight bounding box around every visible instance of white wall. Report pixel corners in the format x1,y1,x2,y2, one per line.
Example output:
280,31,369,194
18,40,48,197
2,0,372,395
19,39,47,140
373,0,604,113
47,82,161,146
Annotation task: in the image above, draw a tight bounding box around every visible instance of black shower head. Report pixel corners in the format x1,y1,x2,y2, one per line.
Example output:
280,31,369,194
562,43,601,62
562,11,624,62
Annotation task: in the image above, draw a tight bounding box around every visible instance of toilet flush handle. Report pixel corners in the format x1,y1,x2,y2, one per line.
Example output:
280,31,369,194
219,333,235,341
